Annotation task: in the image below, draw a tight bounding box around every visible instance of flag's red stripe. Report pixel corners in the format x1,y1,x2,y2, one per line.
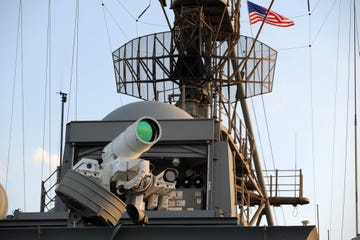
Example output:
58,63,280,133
248,1,295,27
249,12,294,27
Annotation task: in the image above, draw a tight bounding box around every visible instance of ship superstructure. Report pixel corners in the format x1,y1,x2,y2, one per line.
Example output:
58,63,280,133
0,1,318,239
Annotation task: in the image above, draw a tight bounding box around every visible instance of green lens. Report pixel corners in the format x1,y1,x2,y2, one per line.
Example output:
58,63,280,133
136,121,154,142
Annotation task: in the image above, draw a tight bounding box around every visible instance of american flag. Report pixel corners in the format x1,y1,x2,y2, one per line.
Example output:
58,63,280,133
247,1,294,27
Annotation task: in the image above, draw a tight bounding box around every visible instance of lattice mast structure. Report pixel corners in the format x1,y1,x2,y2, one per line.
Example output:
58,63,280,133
113,0,278,226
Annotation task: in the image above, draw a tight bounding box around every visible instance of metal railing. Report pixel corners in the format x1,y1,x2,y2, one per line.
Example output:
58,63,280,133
263,169,303,199
40,167,60,212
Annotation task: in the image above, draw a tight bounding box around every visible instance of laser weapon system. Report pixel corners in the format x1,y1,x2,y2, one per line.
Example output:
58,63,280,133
56,117,177,225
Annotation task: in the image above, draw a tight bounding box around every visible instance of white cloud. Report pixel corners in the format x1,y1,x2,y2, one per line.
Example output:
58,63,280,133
32,148,60,168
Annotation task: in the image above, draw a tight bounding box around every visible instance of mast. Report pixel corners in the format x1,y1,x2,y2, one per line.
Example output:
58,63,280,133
58,91,67,166
233,0,277,225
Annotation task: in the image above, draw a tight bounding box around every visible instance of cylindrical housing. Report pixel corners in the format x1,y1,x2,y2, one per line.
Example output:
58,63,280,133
102,117,161,162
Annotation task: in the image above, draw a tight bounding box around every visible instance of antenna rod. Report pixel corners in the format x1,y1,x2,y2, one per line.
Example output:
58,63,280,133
137,3,151,20
307,0,311,13
158,0,172,31
58,91,67,166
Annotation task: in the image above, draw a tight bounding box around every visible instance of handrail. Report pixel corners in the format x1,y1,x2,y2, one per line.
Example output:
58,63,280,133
263,169,304,199
40,168,59,212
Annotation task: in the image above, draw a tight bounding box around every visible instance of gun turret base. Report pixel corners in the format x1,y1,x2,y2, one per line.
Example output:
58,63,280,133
56,170,126,226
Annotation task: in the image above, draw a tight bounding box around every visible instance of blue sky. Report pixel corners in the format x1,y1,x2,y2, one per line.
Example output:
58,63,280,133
0,0,358,239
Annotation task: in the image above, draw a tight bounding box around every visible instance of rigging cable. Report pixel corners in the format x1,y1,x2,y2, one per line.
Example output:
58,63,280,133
292,133,298,218
100,2,113,61
357,10,360,57
247,24,275,222
114,0,168,36
5,0,26,197
311,0,338,46
307,1,318,229
329,0,343,238
260,96,276,169
340,2,353,239
113,0,138,36
75,2,79,121
250,100,268,176
41,0,51,180
100,1,123,106
19,0,26,211
353,0,358,235
136,20,168,28
48,0,52,177
102,2,129,40
18,0,26,211
66,0,80,123
247,7,284,223
312,0,322,14
6,0,23,191
277,45,308,51
114,0,136,20
249,99,279,226
357,8,360,57
260,96,287,225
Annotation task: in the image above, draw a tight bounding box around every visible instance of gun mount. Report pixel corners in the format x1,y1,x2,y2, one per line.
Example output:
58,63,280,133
56,116,178,225
47,100,309,227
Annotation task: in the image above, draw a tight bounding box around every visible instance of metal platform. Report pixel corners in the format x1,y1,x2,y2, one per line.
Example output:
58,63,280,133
0,227,319,240
0,216,318,240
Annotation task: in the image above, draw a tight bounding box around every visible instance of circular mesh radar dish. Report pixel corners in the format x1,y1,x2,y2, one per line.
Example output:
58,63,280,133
136,121,154,142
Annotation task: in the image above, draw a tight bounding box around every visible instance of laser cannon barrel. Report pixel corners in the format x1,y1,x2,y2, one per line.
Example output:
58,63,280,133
102,117,162,163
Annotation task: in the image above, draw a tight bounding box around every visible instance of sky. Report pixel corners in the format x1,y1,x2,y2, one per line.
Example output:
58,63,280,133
0,0,359,239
